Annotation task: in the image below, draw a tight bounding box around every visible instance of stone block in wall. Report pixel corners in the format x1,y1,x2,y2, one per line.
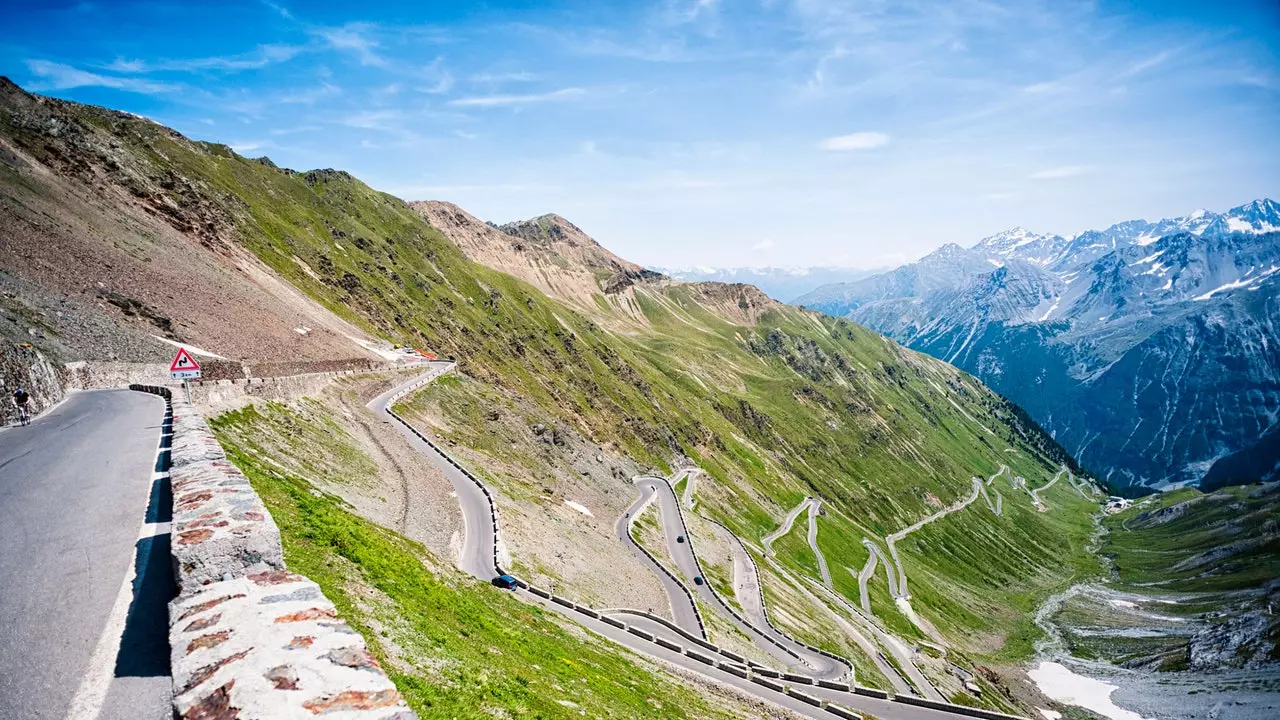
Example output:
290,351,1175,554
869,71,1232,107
170,570,416,719
169,401,283,593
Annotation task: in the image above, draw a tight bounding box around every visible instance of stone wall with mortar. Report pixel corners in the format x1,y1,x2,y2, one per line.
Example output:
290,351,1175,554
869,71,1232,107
130,384,416,719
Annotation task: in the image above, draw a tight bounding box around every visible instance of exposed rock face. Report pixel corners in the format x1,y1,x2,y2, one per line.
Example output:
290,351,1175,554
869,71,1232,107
411,201,783,327
410,201,662,316
0,339,63,424
797,201,1280,491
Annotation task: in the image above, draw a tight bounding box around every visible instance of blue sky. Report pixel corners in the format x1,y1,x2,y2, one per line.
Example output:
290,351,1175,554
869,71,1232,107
3,0,1278,268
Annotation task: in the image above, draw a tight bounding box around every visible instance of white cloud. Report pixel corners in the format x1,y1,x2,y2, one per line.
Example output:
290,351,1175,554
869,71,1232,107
470,71,539,84
818,132,890,151
1029,165,1093,180
449,87,587,107
106,45,302,73
24,60,180,94
753,239,775,250
315,23,388,67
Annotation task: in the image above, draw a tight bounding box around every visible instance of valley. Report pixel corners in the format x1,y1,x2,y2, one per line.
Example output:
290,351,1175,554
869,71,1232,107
0,76,1276,720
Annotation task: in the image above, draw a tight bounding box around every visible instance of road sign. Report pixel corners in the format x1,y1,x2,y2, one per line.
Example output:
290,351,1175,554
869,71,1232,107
169,347,202,380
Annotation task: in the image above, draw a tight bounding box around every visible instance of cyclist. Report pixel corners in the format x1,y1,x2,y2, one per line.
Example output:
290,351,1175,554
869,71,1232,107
11,386,30,426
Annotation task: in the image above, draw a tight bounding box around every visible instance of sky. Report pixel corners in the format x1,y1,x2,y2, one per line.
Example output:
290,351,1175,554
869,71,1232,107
2,0,1278,269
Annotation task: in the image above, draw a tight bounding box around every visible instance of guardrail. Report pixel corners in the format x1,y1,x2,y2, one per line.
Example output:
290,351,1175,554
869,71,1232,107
892,694,1029,720
382,363,510,577
662,479,856,678
378,372,1029,720
621,499,710,640
706,515,857,679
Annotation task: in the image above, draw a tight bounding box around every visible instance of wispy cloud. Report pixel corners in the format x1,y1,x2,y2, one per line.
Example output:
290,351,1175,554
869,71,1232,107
106,44,302,73
279,82,341,104
1029,165,1093,180
752,238,775,250
314,23,388,67
470,71,539,84
818,132,890,151
24,59,180,94
419,57,454,94
449,87,587,107
1117,50,1176,80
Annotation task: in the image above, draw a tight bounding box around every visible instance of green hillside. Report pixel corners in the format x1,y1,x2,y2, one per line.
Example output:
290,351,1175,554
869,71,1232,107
1,79,1101,676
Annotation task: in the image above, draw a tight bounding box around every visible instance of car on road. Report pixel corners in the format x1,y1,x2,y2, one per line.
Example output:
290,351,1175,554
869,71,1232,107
693,575,704,585
676,535,685,543
491,574,518,589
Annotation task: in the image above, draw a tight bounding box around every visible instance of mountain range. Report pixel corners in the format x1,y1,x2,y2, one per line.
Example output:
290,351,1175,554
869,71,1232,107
797,200,1280,492
655,265,882,303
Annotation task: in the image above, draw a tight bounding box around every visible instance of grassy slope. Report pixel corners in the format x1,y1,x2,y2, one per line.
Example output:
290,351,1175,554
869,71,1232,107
209,402,738,720
8,88,1099,659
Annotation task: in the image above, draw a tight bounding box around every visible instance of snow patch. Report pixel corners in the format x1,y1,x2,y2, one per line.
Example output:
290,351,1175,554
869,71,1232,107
1037,298,1061,322
564,500,594,517
1028,662,1150,720
151,335,229,360
1038,710,1062,720
1110,599,1137,609
1193,265,1280,301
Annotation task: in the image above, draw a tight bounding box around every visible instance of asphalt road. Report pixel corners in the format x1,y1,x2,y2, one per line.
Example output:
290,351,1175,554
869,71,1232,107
0,390,172,720
376,371,1000,720
640,477,852,680
615,482,704,635
368,365,497,580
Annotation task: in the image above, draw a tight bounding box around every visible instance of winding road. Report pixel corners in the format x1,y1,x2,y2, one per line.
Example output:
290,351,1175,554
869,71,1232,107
0,390,173,720
886,477,982,599
373,370,1017,720
616,480,704,636
368,364,497,580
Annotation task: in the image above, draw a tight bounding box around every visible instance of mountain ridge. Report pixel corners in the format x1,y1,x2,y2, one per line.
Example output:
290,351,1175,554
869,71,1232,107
797,200,1280,492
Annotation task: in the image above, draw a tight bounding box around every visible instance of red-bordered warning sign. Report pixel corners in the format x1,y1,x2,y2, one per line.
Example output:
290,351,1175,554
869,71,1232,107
170,347,202,380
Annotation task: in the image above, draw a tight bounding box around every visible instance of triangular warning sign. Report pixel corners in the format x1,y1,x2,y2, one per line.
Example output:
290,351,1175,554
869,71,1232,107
169,347,201,372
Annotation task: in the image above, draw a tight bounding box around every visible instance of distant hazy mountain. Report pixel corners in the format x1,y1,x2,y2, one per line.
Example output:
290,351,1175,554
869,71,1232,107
654,266,883,302
797,199,1280,492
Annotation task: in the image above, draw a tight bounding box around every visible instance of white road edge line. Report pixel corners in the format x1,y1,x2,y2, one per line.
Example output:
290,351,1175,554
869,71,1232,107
65,393,170,720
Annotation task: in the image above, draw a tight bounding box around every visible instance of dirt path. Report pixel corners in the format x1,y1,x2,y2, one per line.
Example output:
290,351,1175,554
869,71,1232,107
806,501,834,588
1030,467,1069,510
762,497,815,556
885,478,981,599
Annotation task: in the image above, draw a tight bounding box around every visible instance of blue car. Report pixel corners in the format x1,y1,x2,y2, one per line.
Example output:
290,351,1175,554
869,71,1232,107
492,574,518,589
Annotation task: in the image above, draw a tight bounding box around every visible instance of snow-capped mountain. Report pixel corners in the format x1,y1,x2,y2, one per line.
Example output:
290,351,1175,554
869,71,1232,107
796,199,1280,491
654,265,882,302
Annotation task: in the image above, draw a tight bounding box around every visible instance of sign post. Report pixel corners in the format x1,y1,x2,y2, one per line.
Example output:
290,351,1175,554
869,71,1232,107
169,347,202,403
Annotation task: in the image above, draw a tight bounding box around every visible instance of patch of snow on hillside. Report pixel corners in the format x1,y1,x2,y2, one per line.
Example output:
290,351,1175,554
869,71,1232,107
1194,266,1280,300
987,258,1004,268
1133,250,1164,265
1038,298,1061,322
564,500,594,517
1028,661,1150,720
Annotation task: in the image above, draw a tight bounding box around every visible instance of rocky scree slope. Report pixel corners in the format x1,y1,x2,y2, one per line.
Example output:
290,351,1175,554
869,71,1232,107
797,201,1280,492
0,78,391,367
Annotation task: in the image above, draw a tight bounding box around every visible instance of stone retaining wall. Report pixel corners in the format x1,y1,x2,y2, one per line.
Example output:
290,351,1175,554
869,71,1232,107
130,384,416,719
1,340,63,424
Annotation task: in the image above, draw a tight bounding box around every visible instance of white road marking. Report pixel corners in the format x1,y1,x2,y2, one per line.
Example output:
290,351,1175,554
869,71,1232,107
64,550,141,720
65,394,171,720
